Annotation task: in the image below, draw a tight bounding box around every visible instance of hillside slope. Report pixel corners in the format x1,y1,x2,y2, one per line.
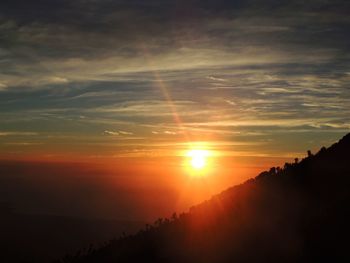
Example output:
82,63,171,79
61,133,350,263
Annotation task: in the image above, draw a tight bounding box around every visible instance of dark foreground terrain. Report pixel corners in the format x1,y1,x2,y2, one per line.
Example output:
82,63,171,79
0,212,144,263
59,133,350,263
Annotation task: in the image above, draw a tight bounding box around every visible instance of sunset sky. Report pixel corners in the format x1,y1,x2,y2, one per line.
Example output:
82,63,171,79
0,0,349,220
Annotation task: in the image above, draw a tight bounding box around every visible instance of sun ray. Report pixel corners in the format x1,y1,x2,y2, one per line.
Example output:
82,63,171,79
139,44,190,141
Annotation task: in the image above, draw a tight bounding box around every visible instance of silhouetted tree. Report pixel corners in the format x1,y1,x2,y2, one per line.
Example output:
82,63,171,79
307,150,313,157
171,212,177,221
319,146,327,154
154,218,163,226
284,162,291,169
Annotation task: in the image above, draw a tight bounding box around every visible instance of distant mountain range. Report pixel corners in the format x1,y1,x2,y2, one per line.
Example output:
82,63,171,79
60,133,350,263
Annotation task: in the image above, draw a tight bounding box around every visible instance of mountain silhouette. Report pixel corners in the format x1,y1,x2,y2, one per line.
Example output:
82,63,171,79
59,133,350,263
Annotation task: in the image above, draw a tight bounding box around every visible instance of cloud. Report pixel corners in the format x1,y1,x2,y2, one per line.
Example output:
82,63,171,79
103,130,120,136
103,130,133,136
225,100,236,106
207,76,227,82
164,131,177,135
0,0,349,158
5,142,42,146
0,132,39,136
119,131,133,135
0,0,349,89
0,83,7,91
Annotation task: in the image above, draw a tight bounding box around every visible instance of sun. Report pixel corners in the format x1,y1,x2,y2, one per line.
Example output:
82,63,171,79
187,149,209,170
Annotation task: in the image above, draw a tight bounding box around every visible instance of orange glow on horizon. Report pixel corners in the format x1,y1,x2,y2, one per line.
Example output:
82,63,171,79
0,151,289,220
